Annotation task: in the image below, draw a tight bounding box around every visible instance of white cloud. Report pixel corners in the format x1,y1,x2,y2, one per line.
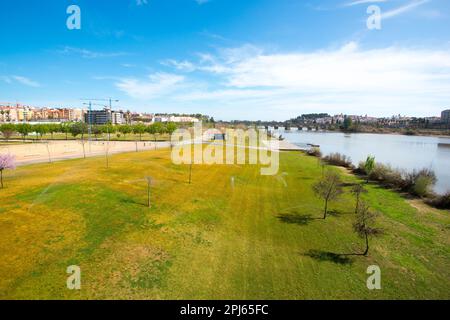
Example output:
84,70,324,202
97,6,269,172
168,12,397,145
2,75,40,87
161,59,196,72
382,0,431,20
344,0,387,7
164,42,450,118
115,73,185,99
59,46,128,59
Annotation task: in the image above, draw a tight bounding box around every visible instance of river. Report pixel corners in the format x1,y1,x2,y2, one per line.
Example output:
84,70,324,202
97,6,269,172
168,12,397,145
279,129,450,194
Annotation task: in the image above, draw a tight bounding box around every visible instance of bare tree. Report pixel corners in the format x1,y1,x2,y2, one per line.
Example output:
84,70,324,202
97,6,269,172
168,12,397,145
312,171,343,219
351,183,367,214
353,202,383,256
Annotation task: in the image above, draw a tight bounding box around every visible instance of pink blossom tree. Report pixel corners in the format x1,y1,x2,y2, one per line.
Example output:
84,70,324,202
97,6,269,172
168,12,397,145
0,154,16,188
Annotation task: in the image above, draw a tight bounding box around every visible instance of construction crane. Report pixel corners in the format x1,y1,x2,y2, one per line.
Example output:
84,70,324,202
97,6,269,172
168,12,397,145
81,98,119,141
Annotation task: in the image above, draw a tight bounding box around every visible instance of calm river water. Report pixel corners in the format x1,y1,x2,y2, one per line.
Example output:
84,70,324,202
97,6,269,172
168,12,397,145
281,130,450,194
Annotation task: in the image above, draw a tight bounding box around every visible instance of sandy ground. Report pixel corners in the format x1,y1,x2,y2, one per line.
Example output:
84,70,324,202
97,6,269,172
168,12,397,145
0,140,170,166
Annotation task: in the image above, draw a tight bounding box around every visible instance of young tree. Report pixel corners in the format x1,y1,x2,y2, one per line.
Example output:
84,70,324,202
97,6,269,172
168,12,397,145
16,123,32,141
351,183,367,214
60,123,71,140
118,124,132,139
152,122,164,143
312,170,343,219
0,154,16,188
34,124,49,140
104,122,115,141
70,123,87,140
364,155,376,183
133,123,146,141
166,122,178,135
0,124,16,141
48,124,60,140
353,202,383,256
70,123,82,138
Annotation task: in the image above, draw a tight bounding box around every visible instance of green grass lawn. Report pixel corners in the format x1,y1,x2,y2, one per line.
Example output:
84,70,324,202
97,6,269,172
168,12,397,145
0,149,448,299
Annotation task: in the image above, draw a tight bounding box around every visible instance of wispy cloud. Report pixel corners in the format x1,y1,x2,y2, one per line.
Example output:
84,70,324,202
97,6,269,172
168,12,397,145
115,73,185,99
195,0,211,5
1,75,40,87
58,46,128,59
382,0,431,19
160,59,196,72
344,0,387,7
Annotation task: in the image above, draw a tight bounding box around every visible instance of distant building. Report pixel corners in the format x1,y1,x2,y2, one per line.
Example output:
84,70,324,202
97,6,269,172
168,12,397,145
168,116,200,123
442,109,450,123
84,108,124,125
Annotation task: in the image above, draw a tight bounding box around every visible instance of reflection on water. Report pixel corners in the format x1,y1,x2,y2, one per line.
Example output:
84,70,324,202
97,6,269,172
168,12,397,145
282,131,450,194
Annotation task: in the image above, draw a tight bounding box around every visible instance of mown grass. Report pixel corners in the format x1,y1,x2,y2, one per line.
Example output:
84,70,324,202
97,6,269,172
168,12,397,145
0,148,448,299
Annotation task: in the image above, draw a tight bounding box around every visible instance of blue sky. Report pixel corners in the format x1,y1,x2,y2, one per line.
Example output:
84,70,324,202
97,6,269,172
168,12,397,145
1,0,449,120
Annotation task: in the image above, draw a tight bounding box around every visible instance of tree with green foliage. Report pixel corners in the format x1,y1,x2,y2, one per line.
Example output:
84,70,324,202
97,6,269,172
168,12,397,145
60,123,71,140
312,170,343,219
16,123,32,141
70,122,87,139
364,155,376,183
342,116,353,131
353,201,382,256
34,124,49,140
118,124,132,139
48,124,60,140
151,122,164,143
103,122,115,140
132,123,146,141
165,122,178,135
0,124,16,141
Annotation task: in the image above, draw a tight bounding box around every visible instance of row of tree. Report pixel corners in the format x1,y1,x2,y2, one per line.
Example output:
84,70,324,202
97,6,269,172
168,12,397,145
0,122,178,141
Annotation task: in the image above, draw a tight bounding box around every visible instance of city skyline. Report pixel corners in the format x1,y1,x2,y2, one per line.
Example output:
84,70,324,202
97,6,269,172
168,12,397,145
1,0,450,120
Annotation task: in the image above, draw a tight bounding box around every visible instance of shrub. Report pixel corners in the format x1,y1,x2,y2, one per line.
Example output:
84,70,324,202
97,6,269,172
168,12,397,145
323,153,353,168
403,168,437,194
307,147,322,158
412,175,435,197
368,163,390,182
353,161,367,175
426,192,450,209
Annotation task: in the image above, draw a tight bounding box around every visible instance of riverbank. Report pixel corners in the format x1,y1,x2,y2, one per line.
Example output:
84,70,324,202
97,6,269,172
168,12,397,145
338,127,450,138
283,130,450,195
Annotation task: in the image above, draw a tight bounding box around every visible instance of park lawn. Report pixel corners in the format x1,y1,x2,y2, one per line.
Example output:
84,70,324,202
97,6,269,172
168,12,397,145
0,149,448,299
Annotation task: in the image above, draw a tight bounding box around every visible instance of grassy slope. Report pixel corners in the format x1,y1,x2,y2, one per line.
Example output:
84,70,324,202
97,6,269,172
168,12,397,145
0,149,448,299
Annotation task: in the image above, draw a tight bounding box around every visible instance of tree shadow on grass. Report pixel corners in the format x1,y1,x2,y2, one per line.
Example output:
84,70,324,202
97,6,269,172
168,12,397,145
118,197,147,207
327,209,354,217
276,213,321,225
302,249,356,265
